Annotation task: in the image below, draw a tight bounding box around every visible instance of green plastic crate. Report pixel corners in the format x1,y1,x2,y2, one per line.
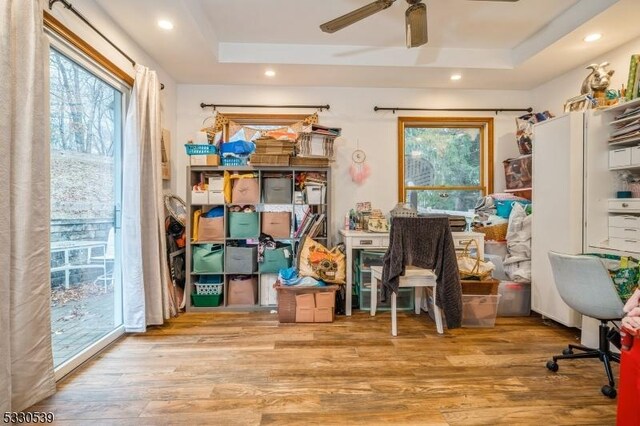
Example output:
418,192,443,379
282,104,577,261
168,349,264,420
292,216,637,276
191,293,222,307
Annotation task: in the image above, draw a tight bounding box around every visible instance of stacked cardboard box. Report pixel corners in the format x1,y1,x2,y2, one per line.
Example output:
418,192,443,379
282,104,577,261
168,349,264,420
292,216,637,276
250,137,295,166
295,291,336,323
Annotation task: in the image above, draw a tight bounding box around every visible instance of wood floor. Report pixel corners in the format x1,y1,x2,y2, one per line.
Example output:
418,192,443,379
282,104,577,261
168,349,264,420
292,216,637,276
31,311,618,425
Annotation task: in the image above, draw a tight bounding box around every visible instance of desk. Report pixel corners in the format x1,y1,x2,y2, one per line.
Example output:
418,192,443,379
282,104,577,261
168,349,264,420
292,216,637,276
51,241,106,289
339,230,484,316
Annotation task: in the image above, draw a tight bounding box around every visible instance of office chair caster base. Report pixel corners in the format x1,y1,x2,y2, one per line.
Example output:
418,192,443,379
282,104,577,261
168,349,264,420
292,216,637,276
546,360,559,372
601,385,617,399
562,348,573,355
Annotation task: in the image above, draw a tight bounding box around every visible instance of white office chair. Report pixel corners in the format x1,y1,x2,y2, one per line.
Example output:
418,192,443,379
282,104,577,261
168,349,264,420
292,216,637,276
546,251,626,398
93,228,115,291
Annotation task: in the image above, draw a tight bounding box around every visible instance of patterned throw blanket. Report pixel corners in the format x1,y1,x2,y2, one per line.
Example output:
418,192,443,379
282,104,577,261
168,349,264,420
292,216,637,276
382,216,463,329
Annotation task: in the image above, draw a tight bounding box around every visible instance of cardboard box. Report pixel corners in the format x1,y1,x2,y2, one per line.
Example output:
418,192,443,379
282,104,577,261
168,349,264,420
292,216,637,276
190,154,219,166
295,293,315,308
206,154,220,166
314,307,334,323
296,307,315,323
315,292,335,309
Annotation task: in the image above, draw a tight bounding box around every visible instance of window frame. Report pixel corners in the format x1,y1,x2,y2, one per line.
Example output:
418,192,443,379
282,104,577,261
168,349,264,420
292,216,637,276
397,117,494,207
46,25,130,382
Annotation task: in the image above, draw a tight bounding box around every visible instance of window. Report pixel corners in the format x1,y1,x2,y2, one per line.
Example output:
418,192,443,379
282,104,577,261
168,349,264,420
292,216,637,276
398,117,493,214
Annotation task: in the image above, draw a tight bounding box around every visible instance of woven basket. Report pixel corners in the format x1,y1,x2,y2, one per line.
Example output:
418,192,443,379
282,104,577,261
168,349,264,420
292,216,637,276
290,157,330,168
275,284,340,323
473,223,508,241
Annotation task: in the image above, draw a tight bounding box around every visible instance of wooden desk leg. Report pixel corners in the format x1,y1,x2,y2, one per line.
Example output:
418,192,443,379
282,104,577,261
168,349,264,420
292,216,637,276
370,277,378,316
391,292,398,337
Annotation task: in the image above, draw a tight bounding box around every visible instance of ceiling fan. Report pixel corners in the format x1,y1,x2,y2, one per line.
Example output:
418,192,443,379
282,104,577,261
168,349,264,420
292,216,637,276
320,0,520,48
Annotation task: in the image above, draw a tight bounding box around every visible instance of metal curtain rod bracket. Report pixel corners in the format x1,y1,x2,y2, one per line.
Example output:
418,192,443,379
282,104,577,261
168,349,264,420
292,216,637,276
373,106,533,115
200,103,330,112
49,0,165,91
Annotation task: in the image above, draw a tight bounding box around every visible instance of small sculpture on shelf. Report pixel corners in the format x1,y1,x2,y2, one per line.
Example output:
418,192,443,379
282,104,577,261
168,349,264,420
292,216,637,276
580,62,617,107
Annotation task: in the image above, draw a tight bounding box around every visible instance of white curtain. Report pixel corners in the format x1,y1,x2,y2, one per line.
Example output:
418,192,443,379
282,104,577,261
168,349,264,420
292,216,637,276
0,0,56,412
122,65,170,332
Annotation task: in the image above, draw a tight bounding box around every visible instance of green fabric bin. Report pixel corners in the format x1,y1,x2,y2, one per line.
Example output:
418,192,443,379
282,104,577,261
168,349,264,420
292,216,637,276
192,244,224,274
228,212,259,238
260,245,292,273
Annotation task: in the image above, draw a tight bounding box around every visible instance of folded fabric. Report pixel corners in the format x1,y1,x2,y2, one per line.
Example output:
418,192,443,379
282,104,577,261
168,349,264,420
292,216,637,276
203,206,224,218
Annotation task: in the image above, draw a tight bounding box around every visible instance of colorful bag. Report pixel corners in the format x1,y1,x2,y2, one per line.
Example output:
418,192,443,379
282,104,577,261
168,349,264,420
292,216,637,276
297,236,346,284
587,253,640,302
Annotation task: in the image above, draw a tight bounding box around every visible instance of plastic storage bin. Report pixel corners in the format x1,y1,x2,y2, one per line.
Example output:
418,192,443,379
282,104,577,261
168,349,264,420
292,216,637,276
225,246,258,273
191,293,222,307
497,281,531,316
359,250,385,270
359,287,414,311
461,294,501,327
228,212,259,238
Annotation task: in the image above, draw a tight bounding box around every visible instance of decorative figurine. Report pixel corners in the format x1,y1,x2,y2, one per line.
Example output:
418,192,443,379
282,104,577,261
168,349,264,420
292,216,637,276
581,62,615,97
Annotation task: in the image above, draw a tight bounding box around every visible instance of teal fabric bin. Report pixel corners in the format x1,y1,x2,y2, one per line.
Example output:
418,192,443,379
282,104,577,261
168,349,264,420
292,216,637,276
192,244,224,274
260,245,293,273
228,212,259,238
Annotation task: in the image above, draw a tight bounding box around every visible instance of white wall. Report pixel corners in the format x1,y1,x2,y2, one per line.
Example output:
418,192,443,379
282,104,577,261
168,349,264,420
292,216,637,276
532,35,640,114
45,0,178,192
177,85,530,241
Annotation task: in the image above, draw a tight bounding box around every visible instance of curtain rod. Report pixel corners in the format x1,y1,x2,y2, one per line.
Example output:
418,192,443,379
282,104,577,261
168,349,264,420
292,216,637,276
373,106,533,114
49,0,164,90
200,103,330,111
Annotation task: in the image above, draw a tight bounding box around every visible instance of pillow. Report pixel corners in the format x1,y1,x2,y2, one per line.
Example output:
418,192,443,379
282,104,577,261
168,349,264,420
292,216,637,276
298,236,345,284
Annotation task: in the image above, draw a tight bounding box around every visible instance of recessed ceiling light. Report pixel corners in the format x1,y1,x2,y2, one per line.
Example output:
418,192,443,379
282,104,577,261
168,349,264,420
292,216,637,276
584,33,602,43
450,74,462,81
158,20,174,30
265,69,276,77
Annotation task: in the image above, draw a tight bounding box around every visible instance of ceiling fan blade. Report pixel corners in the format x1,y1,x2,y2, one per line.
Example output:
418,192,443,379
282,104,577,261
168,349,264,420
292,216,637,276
320,0,396,33
406,3,427,48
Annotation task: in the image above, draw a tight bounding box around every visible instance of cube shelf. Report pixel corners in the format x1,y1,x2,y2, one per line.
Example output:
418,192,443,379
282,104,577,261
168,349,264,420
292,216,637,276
185,166,332,311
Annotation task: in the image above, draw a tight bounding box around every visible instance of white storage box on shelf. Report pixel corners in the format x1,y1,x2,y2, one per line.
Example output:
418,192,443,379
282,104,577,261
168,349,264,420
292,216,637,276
497,281,531,316
609,147,631,168
208,190,225,205
305,184,325,205
192,188,209,205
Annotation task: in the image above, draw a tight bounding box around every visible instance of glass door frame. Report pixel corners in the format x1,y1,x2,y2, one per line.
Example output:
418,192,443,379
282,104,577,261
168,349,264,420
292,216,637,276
47,35,128,381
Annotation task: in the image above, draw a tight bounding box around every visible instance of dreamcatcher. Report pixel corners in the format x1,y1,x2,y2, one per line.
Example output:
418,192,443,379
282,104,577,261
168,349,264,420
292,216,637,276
349,141,370,184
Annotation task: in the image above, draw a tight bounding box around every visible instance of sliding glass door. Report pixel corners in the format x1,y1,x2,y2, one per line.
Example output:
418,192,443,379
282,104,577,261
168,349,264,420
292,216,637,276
48,43,126,374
